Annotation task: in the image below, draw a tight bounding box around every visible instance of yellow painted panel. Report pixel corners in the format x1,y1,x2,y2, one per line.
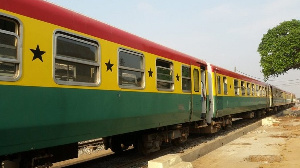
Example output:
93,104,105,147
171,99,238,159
0,9,202,95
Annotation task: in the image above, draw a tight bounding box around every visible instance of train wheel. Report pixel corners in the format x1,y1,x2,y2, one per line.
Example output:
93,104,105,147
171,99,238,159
110,137,123,153
19,159,32,168
2,157,32,168
172,132,188,146
137,138,149,155
2,160,21,168
109,137,129,153
138,146,147,155
171,138,183,146
255,111,262,118
221,116,232,130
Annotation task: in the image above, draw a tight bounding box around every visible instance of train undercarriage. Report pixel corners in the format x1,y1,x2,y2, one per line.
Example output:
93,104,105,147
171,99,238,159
0,143,77,168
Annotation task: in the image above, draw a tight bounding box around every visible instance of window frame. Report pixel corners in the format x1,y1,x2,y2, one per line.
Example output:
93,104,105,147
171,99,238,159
259,86,262,97
251,84,255,96
0,13,23,81
256,85,260,97
53,30,100,86
193,68,200,92
118,48,145,89
234,79,239,96
241,81,246,96
156,58,174,91
223,76,228,95
217,75,221,95
181,65,191,92
247,83,251,96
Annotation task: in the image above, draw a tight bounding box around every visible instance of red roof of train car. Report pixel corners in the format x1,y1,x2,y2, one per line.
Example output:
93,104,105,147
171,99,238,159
0,0,206,67
210,64,267,86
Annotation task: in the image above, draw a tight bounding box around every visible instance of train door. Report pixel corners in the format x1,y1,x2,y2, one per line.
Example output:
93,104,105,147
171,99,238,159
201,66,207,119
189,67,201,121
189,65,207,122
206,63,214,124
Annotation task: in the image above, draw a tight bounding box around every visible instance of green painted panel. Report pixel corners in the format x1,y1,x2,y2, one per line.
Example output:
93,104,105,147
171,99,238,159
273,98,286,106
190,95,204,121
214,96,268,117
0,85,199,155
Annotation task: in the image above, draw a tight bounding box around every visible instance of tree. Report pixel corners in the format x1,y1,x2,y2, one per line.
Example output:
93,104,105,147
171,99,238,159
258,19,300,80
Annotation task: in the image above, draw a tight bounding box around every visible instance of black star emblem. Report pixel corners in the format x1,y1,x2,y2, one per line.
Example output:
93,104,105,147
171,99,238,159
105,60,114,72
31,45,45,62
148,68,153,77
176,74,180,81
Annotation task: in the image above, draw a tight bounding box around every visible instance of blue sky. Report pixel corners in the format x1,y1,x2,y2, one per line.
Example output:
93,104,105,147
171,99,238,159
46,0,300,97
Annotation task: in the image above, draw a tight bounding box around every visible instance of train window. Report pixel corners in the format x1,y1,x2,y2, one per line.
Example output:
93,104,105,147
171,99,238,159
223,77,227,95
256,85,259,97
234,79,239,96
259,86,262,97
247,83,251,96
156,59,174,90
0,15,22,81
193,69,199,92
54,32,100,86
217,76,221,94
182,65,191,92
118,48,144,88
252,84,255,96
241,81,245,96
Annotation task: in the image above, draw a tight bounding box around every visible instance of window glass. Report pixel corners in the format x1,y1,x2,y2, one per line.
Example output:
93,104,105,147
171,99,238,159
157,68,172,81
0,18,16,32
193,69,199,92
259,86,262,97
57,36,97,61
157,81,172,89
256,85,259,97
234,79,239,96
157,59,173,90
0,62,17,77
252,84,255,96
217,76,221,94
0,16,20,81
118,49,144,88
55,60,97,83
223,77,227,95
241,81,245,96
247,83,251,96
54,32,99,86
182,66,191,92
119,51,142,69
0,33,17,59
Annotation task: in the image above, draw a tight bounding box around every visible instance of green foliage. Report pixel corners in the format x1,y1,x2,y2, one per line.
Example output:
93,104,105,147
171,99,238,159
258,19,300,80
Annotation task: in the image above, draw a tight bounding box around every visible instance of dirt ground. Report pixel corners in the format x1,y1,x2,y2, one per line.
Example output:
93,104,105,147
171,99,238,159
192,104,300,168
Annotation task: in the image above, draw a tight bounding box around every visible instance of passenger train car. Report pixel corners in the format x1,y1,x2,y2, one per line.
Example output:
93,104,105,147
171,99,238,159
0,0,295,167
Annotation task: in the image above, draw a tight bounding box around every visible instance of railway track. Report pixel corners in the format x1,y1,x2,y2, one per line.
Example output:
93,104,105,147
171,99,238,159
52,114,270,168
78,138,103,149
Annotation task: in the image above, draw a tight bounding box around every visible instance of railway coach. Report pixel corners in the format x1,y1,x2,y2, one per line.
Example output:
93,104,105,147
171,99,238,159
269,86,295,111
0,0,295,167
190,64,270,134
190,65,295,134
0,0,208,167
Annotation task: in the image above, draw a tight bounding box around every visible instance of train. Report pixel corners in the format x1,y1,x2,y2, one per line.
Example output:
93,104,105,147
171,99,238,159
0,0,296,167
